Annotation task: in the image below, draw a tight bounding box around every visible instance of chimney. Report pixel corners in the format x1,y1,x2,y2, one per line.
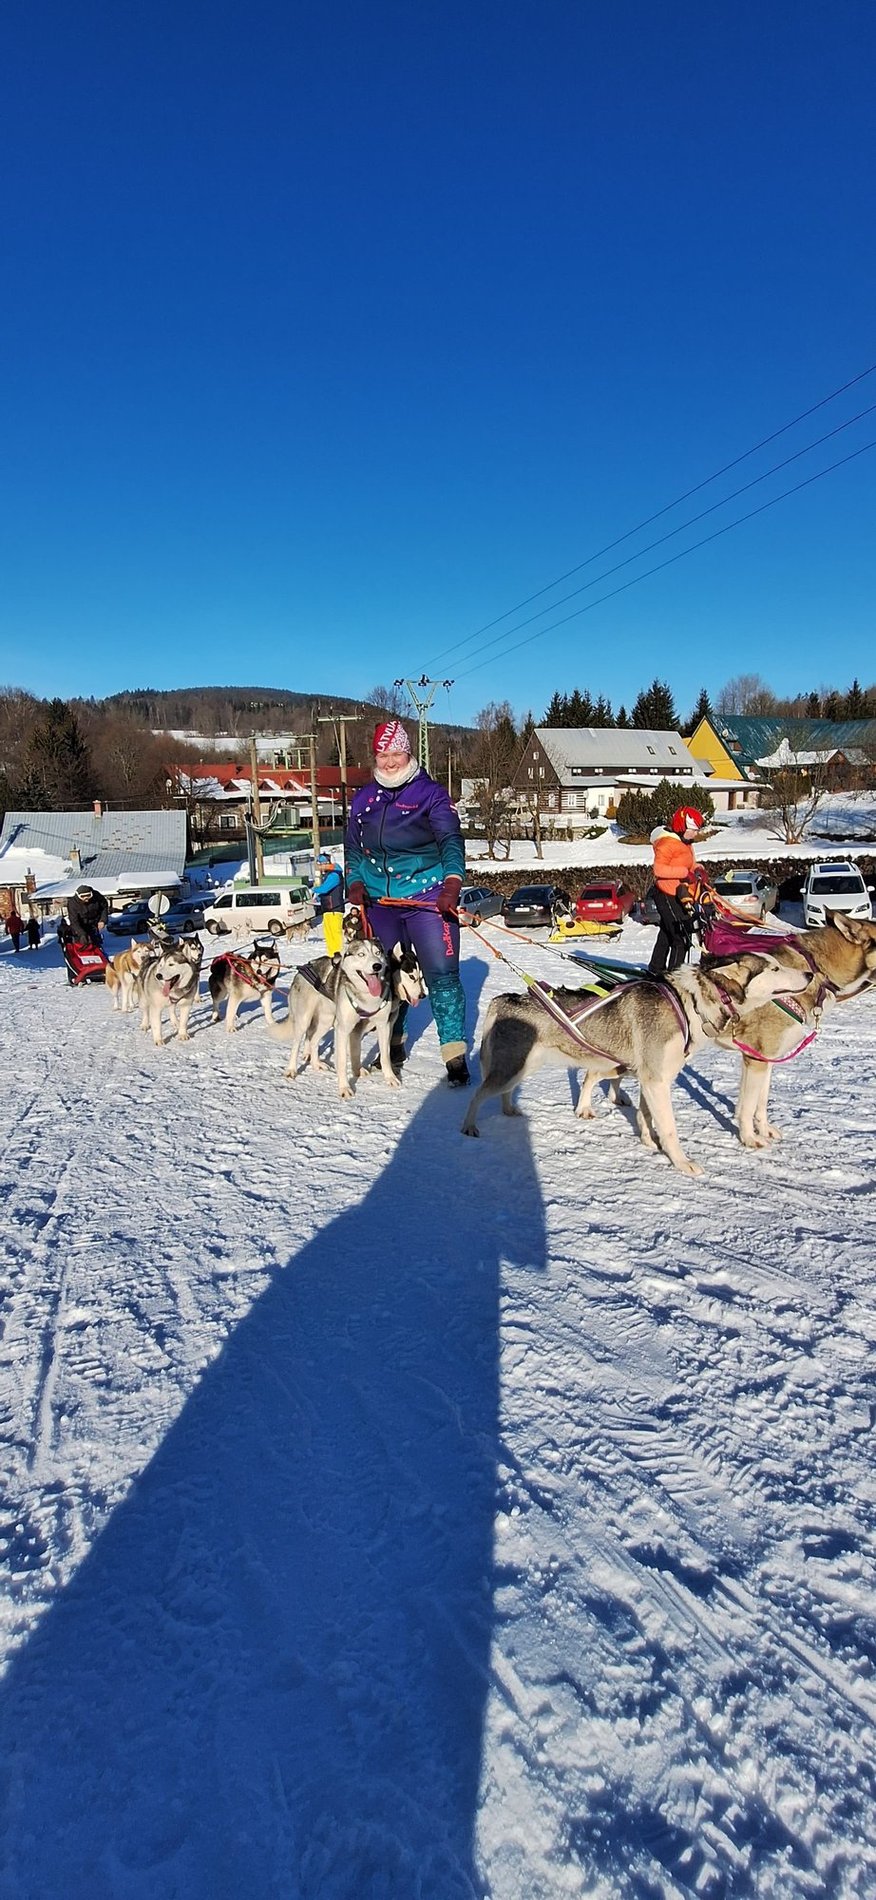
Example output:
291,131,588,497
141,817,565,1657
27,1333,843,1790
93,800,102,818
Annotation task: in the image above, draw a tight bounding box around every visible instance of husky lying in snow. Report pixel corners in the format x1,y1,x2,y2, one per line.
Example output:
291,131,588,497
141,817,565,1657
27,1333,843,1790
269,936,397,1099
139,937,203,1046
105,940,153,1013
462,953,808,1176
698,912,876,1148
209,940,281,1032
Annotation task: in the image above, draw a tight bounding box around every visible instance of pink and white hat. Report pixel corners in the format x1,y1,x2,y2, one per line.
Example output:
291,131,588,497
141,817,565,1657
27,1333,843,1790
373,720,412,756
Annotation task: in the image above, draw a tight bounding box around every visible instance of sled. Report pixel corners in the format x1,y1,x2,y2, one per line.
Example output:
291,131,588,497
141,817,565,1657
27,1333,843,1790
60,934,109,986
548,915,622,944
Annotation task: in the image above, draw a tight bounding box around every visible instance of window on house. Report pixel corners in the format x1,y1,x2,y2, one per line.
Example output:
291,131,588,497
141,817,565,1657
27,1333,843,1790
668,746,676,754
566,792,579,808
527,767,533,779
538,767,544,778
647,745,655,755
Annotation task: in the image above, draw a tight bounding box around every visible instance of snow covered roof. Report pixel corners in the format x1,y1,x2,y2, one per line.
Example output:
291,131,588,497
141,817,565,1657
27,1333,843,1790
0,808,187,899
534,728,695,782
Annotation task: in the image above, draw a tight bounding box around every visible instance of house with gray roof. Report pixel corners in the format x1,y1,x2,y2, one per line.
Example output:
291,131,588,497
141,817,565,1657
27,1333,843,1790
511,727,742,827
0,805,188,904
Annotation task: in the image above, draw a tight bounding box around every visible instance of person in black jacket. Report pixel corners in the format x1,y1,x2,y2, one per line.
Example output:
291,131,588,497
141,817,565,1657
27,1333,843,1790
67,885,109,947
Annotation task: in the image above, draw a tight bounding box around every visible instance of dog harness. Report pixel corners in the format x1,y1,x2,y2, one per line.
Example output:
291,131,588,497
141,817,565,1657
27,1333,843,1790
526,975,693,1063
212,949,278,992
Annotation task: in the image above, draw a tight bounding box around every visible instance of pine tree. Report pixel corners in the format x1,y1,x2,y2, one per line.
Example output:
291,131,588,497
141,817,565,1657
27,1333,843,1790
686,687,712,730
616,704,629,728
823,690,841,720
566,689,594,726
805,690,821,717
18,699,96,810
845,678,864,717
631,678,679,730
594,694,613,727
543,691,567,726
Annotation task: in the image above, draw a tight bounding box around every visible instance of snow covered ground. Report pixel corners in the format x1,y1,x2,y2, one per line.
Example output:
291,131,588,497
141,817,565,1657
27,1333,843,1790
1,918,874,1898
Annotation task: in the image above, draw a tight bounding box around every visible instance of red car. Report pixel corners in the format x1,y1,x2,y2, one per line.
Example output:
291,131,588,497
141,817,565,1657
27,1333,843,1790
574,881,636,927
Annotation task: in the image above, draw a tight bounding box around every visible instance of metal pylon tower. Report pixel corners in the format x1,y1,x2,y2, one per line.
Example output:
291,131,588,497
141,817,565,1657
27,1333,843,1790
394,676,453,772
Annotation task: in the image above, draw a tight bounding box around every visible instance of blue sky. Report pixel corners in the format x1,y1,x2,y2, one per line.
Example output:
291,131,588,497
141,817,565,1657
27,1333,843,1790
1,0,874,727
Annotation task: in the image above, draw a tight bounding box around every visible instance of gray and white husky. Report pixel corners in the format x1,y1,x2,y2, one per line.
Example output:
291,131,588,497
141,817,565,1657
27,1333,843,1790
140,937,204,1046
269,936,398,1099
462,954,809,1176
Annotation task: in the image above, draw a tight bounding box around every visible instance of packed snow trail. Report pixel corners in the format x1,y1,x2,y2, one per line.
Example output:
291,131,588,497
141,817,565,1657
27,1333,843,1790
0,926,874,1897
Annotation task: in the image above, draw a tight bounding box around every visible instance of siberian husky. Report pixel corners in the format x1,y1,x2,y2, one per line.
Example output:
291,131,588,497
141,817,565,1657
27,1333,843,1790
701,912,876,1147
268,936,397,1099
139,938,204,1046
105,940,152,1013
462,954,809,1176
209,939,281,1032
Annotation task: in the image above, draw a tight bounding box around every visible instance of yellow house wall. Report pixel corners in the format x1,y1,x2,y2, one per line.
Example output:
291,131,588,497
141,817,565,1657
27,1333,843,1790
686,717,745,782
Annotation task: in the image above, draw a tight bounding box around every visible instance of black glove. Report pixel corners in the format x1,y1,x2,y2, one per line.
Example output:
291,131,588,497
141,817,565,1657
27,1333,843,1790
436,877,462,916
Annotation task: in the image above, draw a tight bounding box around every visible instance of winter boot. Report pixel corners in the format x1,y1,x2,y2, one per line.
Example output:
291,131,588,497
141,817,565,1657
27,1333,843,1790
445,1054,470,1087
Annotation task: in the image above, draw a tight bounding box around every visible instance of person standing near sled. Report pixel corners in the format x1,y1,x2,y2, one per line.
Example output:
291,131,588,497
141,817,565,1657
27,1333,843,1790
647,807,706,976
344,720,469,1085
311,850,346,957
67,883,109,948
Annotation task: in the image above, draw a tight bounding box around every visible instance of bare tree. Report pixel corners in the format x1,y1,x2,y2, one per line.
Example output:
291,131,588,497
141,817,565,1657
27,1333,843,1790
715,674,778,716
760,746,832,843
365,683,407,718
467,701,519,859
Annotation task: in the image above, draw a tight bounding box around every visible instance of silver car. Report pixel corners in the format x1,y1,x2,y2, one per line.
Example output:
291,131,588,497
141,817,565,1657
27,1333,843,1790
458,885,503,927
711,869,778,919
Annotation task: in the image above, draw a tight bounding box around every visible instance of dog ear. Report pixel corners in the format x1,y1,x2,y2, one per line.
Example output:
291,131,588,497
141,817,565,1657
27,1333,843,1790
826,910,865,942
391,942,403,962
331,951,343,967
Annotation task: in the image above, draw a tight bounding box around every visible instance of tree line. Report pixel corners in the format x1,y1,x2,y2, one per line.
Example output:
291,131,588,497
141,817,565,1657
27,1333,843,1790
542,675,876,731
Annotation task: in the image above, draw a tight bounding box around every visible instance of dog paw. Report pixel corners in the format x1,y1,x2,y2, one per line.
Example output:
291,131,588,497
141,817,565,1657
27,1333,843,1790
462,1124,479,1137
675,1156,704,1177
338,1087,354,1101
383,1073,402,1089
574,1103,595,1120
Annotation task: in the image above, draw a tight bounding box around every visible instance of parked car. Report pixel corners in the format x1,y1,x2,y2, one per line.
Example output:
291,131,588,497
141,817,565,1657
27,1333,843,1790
160,895,207,934
502,884,571,928
803,861,872,929
106,899,152,936
710,869,778,919
634,887,660,927
574,881,636,927
202,882,313,937
457,885,503,927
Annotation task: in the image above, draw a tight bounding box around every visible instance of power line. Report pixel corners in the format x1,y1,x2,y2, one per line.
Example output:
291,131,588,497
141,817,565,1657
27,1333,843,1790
425,357,876,669
446,397,876,675
453,437,876,681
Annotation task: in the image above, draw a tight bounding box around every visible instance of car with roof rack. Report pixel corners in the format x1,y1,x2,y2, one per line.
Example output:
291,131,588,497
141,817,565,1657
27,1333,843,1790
803,861,872,929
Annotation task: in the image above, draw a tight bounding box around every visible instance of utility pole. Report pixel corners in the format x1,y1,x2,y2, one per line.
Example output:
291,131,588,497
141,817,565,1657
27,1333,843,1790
394,676,454,774
308,720,321,863
248,736,264,883
318,711,360,831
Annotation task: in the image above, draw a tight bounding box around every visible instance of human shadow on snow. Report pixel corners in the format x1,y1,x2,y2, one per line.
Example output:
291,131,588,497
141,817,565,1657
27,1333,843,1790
0,961,546,1899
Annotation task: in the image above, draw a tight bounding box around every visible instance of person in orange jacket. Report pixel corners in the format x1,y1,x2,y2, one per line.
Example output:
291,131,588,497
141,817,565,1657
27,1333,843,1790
647,806,706,975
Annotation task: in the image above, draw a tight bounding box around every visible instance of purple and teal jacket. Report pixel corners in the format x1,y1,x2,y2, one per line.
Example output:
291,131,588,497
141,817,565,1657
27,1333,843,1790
345,769,465,902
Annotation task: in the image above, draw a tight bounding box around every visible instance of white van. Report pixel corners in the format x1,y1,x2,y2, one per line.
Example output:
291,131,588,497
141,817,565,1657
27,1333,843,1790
202,884,314,938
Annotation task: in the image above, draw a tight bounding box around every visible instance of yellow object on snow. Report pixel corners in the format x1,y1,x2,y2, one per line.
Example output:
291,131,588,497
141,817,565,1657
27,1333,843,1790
548,916,621,943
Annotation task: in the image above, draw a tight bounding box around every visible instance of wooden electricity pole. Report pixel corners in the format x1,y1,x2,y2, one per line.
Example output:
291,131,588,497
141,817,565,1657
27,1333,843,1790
308,725,321,862
249,736,264,882
318,711,360,831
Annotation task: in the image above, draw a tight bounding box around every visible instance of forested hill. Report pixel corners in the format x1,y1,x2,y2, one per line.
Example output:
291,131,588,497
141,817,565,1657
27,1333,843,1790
102,686,385,734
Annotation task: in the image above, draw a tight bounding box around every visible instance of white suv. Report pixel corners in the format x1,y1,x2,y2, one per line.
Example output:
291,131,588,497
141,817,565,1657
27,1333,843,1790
803,861,872,929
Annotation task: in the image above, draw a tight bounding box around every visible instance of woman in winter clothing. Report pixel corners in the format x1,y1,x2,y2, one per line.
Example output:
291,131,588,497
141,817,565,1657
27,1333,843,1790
647,807,705,976
311,852,346,956
345,721,469,1084
26,913,41,951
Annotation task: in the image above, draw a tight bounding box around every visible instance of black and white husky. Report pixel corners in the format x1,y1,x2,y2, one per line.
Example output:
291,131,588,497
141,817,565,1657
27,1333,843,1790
209,939,281,1033
268,936,398,1099
139,937,204,1046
